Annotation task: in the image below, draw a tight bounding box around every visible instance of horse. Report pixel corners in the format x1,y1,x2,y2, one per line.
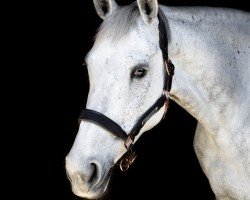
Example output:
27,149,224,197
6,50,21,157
65,0,250,199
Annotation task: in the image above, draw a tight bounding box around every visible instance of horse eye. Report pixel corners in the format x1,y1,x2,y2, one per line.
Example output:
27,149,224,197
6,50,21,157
132,67,147,78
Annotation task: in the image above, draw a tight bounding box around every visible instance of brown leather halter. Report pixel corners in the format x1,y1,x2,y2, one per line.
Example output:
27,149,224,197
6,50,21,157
79,9,175,171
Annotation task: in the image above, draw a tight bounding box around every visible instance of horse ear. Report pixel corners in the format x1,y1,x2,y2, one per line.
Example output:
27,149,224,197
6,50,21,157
137,0,158,23
93,0,118,20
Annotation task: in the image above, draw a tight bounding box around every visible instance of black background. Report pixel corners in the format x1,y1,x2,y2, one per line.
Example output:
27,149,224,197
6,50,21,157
11,0,249,199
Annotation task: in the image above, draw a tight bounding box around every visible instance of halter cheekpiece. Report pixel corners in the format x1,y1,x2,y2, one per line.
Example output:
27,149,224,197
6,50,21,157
79,9,175,171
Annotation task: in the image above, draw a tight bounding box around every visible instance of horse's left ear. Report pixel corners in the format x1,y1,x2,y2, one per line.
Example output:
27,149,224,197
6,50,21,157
137,0,158,23
93,0,118,20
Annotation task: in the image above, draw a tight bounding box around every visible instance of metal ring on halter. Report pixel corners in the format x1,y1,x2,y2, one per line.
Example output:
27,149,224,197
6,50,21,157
119,149,137,172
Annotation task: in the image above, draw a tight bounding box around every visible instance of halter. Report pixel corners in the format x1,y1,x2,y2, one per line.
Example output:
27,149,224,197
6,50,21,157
79,9,175,171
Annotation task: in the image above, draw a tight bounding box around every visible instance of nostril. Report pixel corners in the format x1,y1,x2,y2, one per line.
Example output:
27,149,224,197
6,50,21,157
89,163,98,184
65,159,101,188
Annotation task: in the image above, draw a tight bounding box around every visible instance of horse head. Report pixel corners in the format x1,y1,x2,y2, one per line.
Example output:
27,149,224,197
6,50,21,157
65,0,168,198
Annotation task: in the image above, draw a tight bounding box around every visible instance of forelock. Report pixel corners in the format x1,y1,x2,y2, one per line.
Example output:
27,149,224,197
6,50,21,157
95,2,141,42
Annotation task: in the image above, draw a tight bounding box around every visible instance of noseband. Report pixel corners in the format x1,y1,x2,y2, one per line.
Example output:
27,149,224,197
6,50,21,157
79,9,175,171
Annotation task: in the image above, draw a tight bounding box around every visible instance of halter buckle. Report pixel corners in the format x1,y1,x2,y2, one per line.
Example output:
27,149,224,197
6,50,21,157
165,59,175,76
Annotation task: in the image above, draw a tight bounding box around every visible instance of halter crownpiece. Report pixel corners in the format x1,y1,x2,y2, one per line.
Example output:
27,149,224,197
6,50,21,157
78,9,175,172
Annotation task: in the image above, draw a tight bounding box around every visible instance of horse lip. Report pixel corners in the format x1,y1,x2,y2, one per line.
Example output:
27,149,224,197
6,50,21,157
66,169,72,183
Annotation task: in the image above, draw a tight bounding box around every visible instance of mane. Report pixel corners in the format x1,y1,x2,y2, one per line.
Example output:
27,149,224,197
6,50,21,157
95,2,140,42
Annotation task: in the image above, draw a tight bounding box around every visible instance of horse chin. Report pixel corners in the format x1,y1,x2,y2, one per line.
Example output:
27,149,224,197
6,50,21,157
72,175,111,199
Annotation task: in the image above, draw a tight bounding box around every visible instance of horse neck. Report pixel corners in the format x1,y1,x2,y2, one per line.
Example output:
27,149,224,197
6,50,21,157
161,6,246,132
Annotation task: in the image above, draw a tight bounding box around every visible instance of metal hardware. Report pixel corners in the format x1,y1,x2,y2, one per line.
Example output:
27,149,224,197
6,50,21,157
120,149,137,172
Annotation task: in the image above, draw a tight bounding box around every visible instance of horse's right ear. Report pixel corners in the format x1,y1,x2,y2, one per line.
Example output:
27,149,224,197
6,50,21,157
93,0,118,20
137,0,158,23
